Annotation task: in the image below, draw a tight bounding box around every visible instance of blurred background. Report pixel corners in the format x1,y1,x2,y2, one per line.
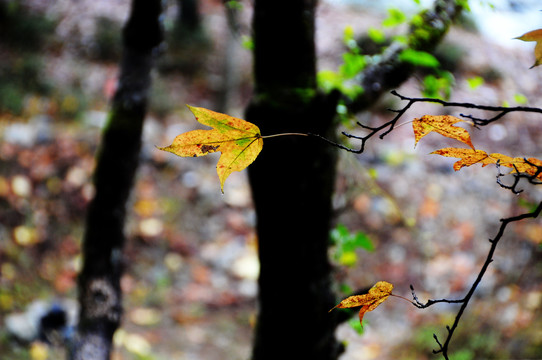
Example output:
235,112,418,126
1,0,542,359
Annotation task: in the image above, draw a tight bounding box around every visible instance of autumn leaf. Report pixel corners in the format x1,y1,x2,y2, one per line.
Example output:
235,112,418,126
413,115,474,149
159,106,263,193
515,29,542,68
431,148,493,170
330,281,393,326
432,147,542,180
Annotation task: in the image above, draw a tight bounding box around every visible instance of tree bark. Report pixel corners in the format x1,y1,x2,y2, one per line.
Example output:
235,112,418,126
71,1,162,359
247,1,465,359
247,1,342,359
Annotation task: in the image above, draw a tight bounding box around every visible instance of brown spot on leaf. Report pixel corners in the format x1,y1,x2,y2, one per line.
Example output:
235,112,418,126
201,145,220,153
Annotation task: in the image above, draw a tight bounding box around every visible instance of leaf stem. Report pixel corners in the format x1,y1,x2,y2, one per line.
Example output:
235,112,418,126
261,132,309,139
394,119,414,129
391,293,416,305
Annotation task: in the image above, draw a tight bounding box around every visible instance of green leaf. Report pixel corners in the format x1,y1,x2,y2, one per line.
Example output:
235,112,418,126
241,35,254,50
330,224,374,266
457,0,471,11
466,76,484,90
422,71,454,100
367,27,386,44
317,70,342,93
382,8,406,27
513,93,527,104
343,25,358,50
352,232,374,252
343,25,355,43
339,52,366,78
399,49,440,68
348,316,365,335
225,0,242,10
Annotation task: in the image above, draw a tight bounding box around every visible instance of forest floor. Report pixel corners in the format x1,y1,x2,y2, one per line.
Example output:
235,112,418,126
1,1,542,360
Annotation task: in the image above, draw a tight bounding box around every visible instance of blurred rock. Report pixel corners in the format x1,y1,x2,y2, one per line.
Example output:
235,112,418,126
4,299,79,344
3,116,53,146
5,300,48,342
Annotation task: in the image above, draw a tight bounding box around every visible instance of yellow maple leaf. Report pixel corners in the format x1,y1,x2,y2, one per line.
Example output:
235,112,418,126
330,281,393,326
159,106,263,193
413,115,474,149
432,147,542,180
515,29,542,68
431,148,493,170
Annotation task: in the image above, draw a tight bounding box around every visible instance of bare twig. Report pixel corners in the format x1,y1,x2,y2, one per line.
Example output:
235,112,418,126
327,90,542,358
389,91,542,126
332,90,542,155
410,201,542,359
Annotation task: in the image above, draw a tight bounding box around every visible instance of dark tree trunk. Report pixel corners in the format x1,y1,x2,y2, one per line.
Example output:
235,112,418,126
71,1,163,359
177,0,201,32
246,1,464,359
247,1,342,359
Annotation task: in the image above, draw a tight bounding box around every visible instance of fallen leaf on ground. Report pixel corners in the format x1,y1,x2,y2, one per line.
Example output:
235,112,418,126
515,29,542,68
330,281,393,326
413,115,474,149
159,106,263,193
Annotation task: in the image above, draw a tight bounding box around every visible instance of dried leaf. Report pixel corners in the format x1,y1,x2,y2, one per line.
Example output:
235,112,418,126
515,29,542,68
413,115,474,149
330,281,393,326
159,106,263,193
432,147,542,180
431,148,493,170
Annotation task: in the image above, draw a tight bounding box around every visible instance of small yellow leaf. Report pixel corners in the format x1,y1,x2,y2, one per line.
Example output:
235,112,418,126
515,29,542,68
413,115,474,149
330,281,393,326
159,106,263,193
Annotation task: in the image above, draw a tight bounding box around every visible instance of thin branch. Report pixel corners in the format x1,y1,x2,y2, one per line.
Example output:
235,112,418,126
310,99,415,154
371,91,542,358
410,201,542,359
390,90,542,126
334,90,542,155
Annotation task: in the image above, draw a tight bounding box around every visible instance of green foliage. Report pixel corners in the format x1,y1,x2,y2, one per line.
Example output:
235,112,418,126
0,84,24,114
0,1,56,51
513,93,528,105
0,3,56,115
90,17,122,62
343,25,357,48
317,26,366,100
382,8,407,28
340,52,366,78
457,0,471,11
242,35,254,50
0,55,52,114
422,71,454,100
225,0,243,10
466,76,484,90
399,49,440,68
367,27,386,44
348,316,364,335
450,349,475,360
330,224,374,267
501,93,529,107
